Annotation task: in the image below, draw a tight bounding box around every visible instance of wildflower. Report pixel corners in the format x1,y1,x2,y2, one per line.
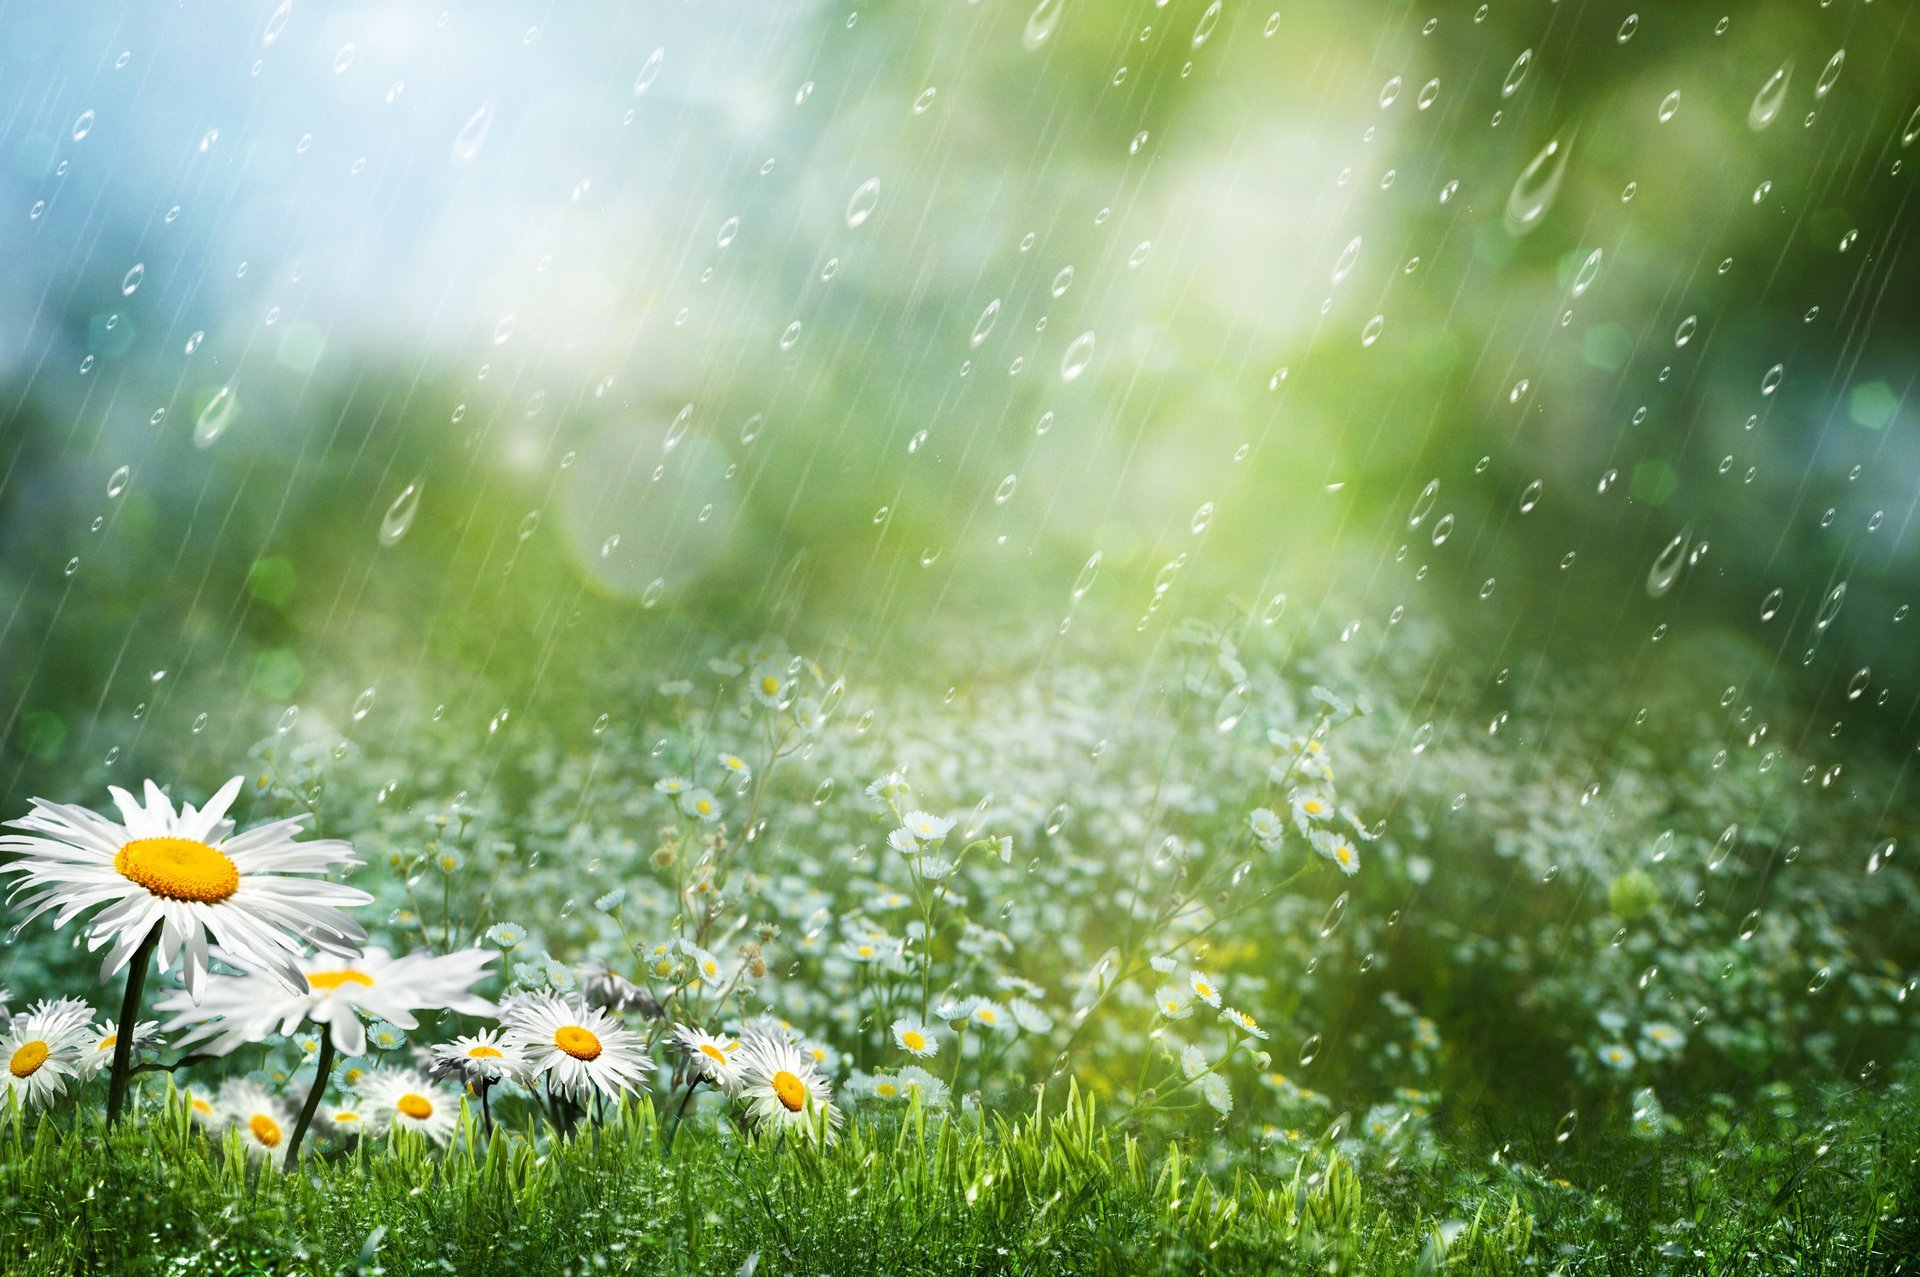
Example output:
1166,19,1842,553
79,1018,163,1080
1189,971,1224,1008
430,1028,529,1087
0,1004,89,1113
886,827,920,855
716,752,752,781
0,776,371,999
323,1105,366,1138
1596,1043,1637,1072
892,1018,938,1058
1248,807,1285,845
580,962,660,1016
216,1080,294,1163
671,1024,743,1092
895,1065,949,1108
679,789,721,823
1149,956,1179,975
1009,999,1054,1034
866,772,911,803
1222,1007,1269,1040
685,945,724,984
1154,985,1194,1020
658,679,694,696
1199,1072,1233,1116
749,664,791,708
734,1029,842,1142
158,946,496,1058
1640,1022,1686,1055
902,812,955,842
594,889,626,913
1180,1043,1209,1079
1290,792,1335,836
358,1069,459,1146
501,994,652,1103
486,922,529,948
964,998,1014,1033
367,1022,409,1053
433,850,463,874
803,1039,841,1073
1311,829,1360,876
654,777,690,795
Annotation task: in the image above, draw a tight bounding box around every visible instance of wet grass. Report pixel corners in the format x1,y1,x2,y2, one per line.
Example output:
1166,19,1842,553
2,1076,1914,1276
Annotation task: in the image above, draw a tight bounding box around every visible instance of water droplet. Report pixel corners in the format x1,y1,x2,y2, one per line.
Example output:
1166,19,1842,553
120,263,145,296
994,473,1018,504
971,299,1001,347
1072,552,1102,599
1501,48,1532,98
1191,1,1222,48
1044,802,1070,836
106,465,131,498
1361,314,1385,346
276,705,300,734
1554,1110,1578,1143
351,687,377,721
1646,527,1692,598
1297,1034,1322,1067
1519,480,1543,513
1023,0,1063,49
1050,265,1074,298
1061,331,1096,381
1190,502,1214,534
1332,236,1362,286
450,102,495,166
1815,49,1844,99
1507,135,1572,234
379,481,421,546
1408,479,1438,527
845,178,880,228
1215,682,1250,732
1807,967,1832,995
1814,582,1847,631
1410,721,1434,754
193,384,237,448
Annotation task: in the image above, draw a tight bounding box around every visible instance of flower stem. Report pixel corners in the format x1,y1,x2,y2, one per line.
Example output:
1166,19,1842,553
104,923,162,1128
284,1033,337,1171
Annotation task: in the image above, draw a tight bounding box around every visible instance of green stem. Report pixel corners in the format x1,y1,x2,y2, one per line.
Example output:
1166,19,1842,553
105,923,162,1128
284,1032,337,1171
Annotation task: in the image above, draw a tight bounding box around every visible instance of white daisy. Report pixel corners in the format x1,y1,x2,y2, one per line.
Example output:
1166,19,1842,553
894,1064,949,1109
1,1006,89,1113
1199,1072,1233,1116
157,945,496,1057
653,777,690,795
79,1018,163,1079
430,1028,529,1087
1009,998,1054,1034
1222,1007,1270,1040
323,1104,368,1138
748,664,791,708
215,1079,294,1162
1311,829,1361,876
671,1023,743,1091
734,1030,842,1143
678,789,722,823
1290,793,1335,836
901,812,955,842
500,995,652,1104
716,752,752,781
0,777,371,998
1154,985,1194,1020
358,1069,460,1146
1189,971,1224,1008
1247,807,1285,844
891,1018,938,1058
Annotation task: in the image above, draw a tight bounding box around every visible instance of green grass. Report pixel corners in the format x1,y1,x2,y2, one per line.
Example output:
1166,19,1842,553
3,1077,1915,1276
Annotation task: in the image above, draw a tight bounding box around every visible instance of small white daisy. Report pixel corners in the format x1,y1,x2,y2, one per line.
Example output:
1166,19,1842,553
215,1080,294,1163
734,1029,842,1143
748,664,791,708
1222,1007,1269,1040
0,1005,89,1113
430,1028,529,1087
78,1017,163,1080
679,789,722,823
891,1018,938,1058
1189,971,1224,1009
501,995,652,1104
1311,829,1361,876
358,1069,460,1146
716,752,752,781
902,812,955,842
1154,985,1194,1020
1247,807,1285,844
672,1024,744,1092
653,777,690,795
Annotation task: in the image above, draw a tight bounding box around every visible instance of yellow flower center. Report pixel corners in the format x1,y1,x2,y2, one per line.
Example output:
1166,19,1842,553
975,1009,997,1024
1336,846,1354,867
96,1034,117,1052
771,1069,807,1112
250,1114,282,1147
698,1043,729,1065
695,799,713,815
306,969,375,992
760,675,781,696
397,1093,433,1120
1195,982,1213,1000
467,1045,504,1059
9,1041,49,1078
901,1030,926,1052
554,1025,602,1061
333,1110,361,1124
191,1097,214,1116
857,946,875,959
875,1082,898,1098
114,837,240,903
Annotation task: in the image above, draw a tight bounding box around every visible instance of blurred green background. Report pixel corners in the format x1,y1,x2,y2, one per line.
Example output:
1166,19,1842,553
2,0,1919,807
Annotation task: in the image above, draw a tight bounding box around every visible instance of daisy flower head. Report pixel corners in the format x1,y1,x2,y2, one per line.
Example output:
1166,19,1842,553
678,789,721,823
895,1065,949,1110
430,1028,529,1088
865,772,912,804
1597,1043,1637,1072
886,826,921,856
79,1018,163,1080
216,1080,294,1163
716,752,752,781
1189,971,1224,1009
892,1018,938,1058
1311,829,1361,876
1,1006,89,1114
181,1084,222,1129
1290,792,1335,836
501,994,652,1104
581,962,660,1016
1222,1007,1269,1040
1199,1072,1233,1116
671,1024,743,1092
1009,999,1054,1034
684,944,724,984
748,663,792,709
158,945,496,1058
0,777,371,999
359,1069,460,1147
964,997,1014,1033
734,1029,842,1143
653,777,690,796
486,922,529,948
901,812,955,843
1154,985,1194,1020
324,1105,367,1139
1248,807,1285,845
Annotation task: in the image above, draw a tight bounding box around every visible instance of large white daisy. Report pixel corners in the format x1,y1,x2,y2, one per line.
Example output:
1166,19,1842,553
156,945,496,1057
357,1068,460,1146
213,1079,294,1163
499,994,651,1105
733,1029,842,1143
0,778,372,998
1,1002,91,1113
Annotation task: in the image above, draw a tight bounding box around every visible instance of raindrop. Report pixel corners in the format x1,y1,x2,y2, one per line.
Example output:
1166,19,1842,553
1072,552,1102,599
72,109,95,141
1674,315,1698,347
994,474,1018,504
845,178,881,228
1806,967,1832,995
971,299,1001,347
1215,683,1250,733
1519,480,1543,513
1431,513,1454,545
1360,314,1385,346
1408,479,1438,527
379,481,421,546
1260,593,1288,625
1749,63,1792,130
1297,1034,1322,1067
107,466,130,498
633,48,665,95
1506,136,1572,234
193,384,237,448
351,688,376,721
1417,78,1440,110
1815,49,1844,99
1410,722,1434,754
1572,248,1603,296
1190,1,1221,49
1501,49,1532,98
450,102,495,167
1761,363,1784,395
1332,236,1361,286
1554,1110,1578,1143
1022,0,1063,50
1814,583,1846,631
1760,587,1784,621
120,263,144,296
1051,265,1074,298
1658,90,1681,122
1647,528,1691,598
1190,502,1214,534
1060,331,1096,381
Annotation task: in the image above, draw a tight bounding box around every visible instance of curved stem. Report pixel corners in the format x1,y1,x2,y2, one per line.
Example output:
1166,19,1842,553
105,923,162,1128
284,1033,336,1171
